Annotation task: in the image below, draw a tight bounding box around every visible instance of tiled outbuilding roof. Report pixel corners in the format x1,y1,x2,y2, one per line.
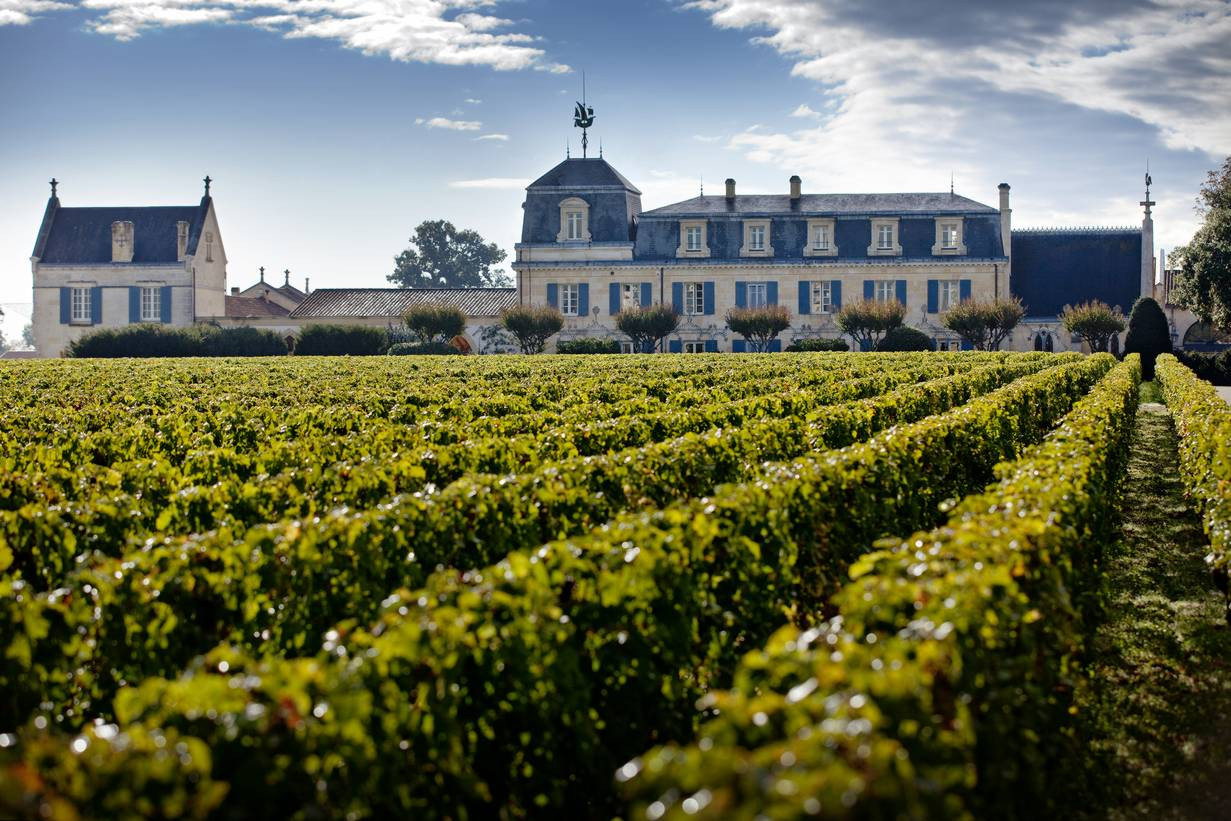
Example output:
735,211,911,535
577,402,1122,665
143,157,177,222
33,198,211,264
640,192,998,217
225,295,292,318
290,288,518,319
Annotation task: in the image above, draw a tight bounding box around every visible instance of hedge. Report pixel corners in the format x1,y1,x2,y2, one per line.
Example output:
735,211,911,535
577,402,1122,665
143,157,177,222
621,356,1140,819
65,325,287,358
1175,349,1231,386
293,324,389,356
556,338,622,354
387,341,461,355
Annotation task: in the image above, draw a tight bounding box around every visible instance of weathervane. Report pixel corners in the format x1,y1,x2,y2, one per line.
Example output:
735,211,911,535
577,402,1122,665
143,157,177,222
573,72,595,158
1141,161,1154,217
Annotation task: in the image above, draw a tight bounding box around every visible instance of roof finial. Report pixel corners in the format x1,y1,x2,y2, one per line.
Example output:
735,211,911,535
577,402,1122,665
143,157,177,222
700,174,704,197
259,266,265,282
284,268,291,285
1141,159,1155,218
573,70,595,158
203,175,212,196
49,178,58,198
599,136,603,158
950,171,954,196
566,141,570,159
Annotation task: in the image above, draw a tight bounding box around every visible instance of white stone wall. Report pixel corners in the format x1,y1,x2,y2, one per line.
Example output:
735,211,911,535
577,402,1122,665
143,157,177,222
189,204,228,320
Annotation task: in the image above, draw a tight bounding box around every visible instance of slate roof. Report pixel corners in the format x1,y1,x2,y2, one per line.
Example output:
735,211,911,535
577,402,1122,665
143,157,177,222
1010,227,1142,317
33,198,211,264
528,158,641,193
290,288,518,319
225,295,292,318
641,192,998,217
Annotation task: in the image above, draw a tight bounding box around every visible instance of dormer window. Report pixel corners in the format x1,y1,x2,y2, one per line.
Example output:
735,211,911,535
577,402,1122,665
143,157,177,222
877,225,893,250
111,220,134,263
749,226,766,251
813,225,830,250
676,220,710,257
868,218,901,256
740,220,773,257
941,224,958,248
932,218,967,255
804,218,837,257
176,221,189,261
556,197,592,243
686,226,702,251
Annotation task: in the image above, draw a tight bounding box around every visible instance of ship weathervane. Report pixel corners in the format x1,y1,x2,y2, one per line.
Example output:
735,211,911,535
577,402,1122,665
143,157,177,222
573,101,595,157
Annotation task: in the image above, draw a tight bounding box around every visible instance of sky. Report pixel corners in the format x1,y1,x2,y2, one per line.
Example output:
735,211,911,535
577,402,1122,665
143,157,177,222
1,0,1229,342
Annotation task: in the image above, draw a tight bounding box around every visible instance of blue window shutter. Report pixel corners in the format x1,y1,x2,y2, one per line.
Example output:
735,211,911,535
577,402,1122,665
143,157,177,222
732,339,746,353
160,286,172,323
59,287,71,324
578,283,589,316
703,281,715,315
832,280,842,309
129,287,140,323
704,340,718,353
547,283,558,308
769,339,782,353
961,339,974,351
735,281,747,308
927,280,938,313
640,282,652,307
671,282,683,312
798,281,811,315
959,279,972,302
895,280,907,306
767,281,778,306
90,287,102,325
609,283,620,315
668,339,682,353
863,280,874,300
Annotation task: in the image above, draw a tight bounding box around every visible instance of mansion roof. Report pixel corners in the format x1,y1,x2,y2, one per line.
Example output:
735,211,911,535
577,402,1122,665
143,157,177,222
291,288,517,319
33,198,211,264
641,192,998,218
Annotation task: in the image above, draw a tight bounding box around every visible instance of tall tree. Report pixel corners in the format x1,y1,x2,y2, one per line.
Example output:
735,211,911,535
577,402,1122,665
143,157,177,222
390,220,511,289
1171,156,1231,332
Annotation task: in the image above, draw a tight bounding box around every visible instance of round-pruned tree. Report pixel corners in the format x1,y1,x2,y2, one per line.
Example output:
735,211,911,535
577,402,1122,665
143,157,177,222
876,326,934,351
1060,300,1126,353
1123,296,1172,379
616,304,680,353
724,305,791,352
500,305,564,354
835,298,905,350
404,304,466,345
941,297,1025,351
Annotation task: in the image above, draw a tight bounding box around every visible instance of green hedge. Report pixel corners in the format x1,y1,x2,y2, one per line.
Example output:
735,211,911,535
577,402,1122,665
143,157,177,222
293,324,389,356
387,341,461,355
621,356,1140,819
785,337,850,352
0,357,1113,818
65,325,287,357
1175,349,1231,386
556,338,622,354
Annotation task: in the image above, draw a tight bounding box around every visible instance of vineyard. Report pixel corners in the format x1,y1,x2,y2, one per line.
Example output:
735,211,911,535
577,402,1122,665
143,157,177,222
0,349,1224,818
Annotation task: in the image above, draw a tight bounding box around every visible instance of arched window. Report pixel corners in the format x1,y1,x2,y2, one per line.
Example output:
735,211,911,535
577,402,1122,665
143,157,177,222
1033,333,1044,351
556,197,591,243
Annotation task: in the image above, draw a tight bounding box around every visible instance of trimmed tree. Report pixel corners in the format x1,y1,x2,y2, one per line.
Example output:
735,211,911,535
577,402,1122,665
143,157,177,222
616,304,680,353
1123,296,1172,380
500,305,564,354
1170,156,1231,333
725,305,791,353
1060,300,1126,353
835,298,905,350
942,297,1025,351
404,304,466,345
876,326,934,351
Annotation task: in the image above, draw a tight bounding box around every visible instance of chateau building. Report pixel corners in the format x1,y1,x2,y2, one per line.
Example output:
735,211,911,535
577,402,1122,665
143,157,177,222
512,157,1156,353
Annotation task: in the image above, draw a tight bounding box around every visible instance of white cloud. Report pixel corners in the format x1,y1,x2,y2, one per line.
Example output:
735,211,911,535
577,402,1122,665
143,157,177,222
0,0,71,26
449,177,528,189
417,116,482,131
475,133,509,141
692,134,724,143
464,97,482,104
790,103,820,119
48,1,571,72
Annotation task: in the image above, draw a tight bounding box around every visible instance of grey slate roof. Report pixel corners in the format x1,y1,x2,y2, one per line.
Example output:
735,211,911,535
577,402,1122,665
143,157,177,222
1010,227,1142,317
640,192,998,217
290,288,517,319
528,158,641,193
33,198,210,264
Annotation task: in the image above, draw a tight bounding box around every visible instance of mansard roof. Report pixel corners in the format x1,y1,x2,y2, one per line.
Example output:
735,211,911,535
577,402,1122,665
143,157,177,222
33,197,211,264
528,158,641,193
641,192,998,217
290,288,517,319
1010,226,1142,318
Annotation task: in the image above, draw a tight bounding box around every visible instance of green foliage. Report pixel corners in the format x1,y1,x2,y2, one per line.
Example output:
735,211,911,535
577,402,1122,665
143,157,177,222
402,303,466,344
500,304,563,354
1170,156,1231,332
1123,296,1172,379
1175,349,1231,385
615,304,680,353
294,324,389,356
388,219,510,288
785,337,849,352
387,341,461,356
20,324,33,348
1061,300,1127,352
876,325,934,351
724,305,791,353
555,338,621,354
65,324,287,358
942,297,1025,350
836,298,905,349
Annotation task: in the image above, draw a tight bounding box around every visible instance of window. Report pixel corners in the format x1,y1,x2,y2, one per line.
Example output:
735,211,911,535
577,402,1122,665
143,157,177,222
566,212,584,240
938,279,960,311
140,286,161,321
70,287,91,323
813,225,830,250
747,282,769,308
621,283,641,311
204,231,214,263
684,282,705,316
556,197,591,243
619,341,636,354
877,224,894,250
686,226,703,251
560,283,580,316
811,281,834,314
936,339,961,352
873,280,895,303
941,223,958,249
749,225,766,251
684,341,706,354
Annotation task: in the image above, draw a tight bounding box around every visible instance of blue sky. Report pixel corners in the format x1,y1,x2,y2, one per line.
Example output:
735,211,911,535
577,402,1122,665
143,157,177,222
1,0,1228,337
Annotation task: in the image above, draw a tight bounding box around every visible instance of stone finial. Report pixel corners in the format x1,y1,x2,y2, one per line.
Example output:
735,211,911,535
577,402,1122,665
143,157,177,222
203,175,212,196
284,269,291,285
49,178,58,198
259,266,265,282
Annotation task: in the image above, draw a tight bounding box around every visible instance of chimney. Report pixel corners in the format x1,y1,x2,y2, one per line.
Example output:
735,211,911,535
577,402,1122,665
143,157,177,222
176,221,189,262
789,175,801,201
997,183,1011,278
725,178,736,201
111,220,134,263
230,287,239,295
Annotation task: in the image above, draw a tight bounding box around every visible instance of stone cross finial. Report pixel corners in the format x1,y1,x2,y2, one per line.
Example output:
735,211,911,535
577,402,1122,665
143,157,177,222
203,175,212,196
284,269,291,285
50,178,58,197
259,266,265,282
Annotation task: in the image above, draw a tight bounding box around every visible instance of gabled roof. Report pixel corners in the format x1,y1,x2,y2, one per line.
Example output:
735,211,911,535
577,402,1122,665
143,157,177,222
290,288,518,319
528,158,641,193
640,192,998,217
33,197,211,264
225,295,291,318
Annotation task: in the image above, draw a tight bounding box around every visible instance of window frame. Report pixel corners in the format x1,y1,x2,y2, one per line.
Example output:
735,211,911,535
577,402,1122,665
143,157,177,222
739,220,774,257
683,282,705,316
70,287,92,324
559,283,580,316
873,280,896,304
140,286,161,322
676,220,710,257
749,225,766,251
683,341,706,354
932,217,966,255
555,197,592,243
746,282,769,308
811,281,834,315
803,218,837,258
938,279,960,311
621,282,641,311
867,218,901,256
